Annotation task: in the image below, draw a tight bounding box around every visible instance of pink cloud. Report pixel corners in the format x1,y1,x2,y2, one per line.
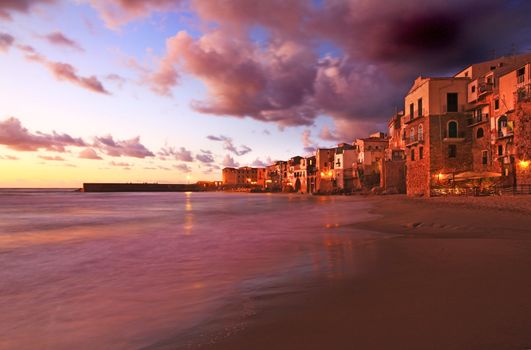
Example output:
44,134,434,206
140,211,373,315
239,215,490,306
79,148,102,160
206,135,252,156
20,47,110,95
94,135,154,158
0,33,14,52
150,30,318,126
222,154,239,168
0,117,86,152
0,0,56,20
158,146,193,161
109,160,132,167
42,31,84,51
0,154,19,160
88,0,184,28
173,163,192,173
39,155,65,161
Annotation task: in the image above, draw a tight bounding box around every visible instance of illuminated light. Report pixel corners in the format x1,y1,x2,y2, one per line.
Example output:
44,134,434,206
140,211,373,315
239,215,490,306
265,179,272,183
328,170,333,176
519,160,529,169
320,172,325,176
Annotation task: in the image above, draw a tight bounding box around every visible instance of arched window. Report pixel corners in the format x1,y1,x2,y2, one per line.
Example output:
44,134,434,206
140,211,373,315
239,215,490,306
448,121,458,138
418,124,424,141
410,127,415,142
476,128,484,139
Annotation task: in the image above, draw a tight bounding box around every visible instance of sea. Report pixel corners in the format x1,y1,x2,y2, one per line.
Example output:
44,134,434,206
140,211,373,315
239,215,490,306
0,190,387,349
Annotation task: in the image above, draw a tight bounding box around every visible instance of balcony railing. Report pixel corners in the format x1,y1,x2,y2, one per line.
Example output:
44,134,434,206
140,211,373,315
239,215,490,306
515,85,531,102
443,131,466,140
443,104,466,113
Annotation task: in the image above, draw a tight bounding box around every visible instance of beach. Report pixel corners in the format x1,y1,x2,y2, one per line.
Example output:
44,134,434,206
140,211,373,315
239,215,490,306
192,195,531,350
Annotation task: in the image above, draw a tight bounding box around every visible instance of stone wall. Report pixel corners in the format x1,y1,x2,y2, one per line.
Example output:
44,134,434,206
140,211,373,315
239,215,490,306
405,117,430,196
381,159,406,193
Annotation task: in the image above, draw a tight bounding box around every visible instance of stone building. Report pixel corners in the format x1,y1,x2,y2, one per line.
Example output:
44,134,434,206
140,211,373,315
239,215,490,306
315,148,335,193
265,161,287,191
222,166,265,187
354,133,389,189
333,143,357,193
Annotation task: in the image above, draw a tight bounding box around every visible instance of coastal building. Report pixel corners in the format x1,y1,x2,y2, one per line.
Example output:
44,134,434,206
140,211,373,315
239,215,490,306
265,161,287,192
315,148,336,193
381,112,407,193
354,133,389,189
303,156,317,194
286,156,303,192
333,143,357,193
222,166,265,187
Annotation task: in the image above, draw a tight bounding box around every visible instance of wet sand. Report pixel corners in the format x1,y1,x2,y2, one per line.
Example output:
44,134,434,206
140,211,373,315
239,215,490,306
198,195,531,350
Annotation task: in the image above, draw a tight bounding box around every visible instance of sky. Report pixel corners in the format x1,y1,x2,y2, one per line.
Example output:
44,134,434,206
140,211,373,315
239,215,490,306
0,0,530,187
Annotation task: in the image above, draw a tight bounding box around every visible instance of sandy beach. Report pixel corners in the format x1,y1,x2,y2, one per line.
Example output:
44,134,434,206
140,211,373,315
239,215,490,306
194,195,531,350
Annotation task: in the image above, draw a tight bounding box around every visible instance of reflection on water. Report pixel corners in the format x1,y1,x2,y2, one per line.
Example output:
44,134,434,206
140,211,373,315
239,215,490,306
0,191,385,350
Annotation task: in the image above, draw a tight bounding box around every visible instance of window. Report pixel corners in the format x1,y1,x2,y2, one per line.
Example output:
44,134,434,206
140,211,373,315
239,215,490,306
487,76,493,84
476,128,484,139
448,145,457,158
419,147,424,159
417,98,423,117
498,145,503,156
409,103,414,119
448,121,458,138
482,151,488,165
517,67,525,84
471,85,476,93
418,124,424,141
447,93,458,112
411,149,415,161
494,99,499,110
410,127,415,142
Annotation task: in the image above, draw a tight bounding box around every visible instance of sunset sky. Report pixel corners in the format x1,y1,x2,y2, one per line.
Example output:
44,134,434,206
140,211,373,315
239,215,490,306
1,0,530,187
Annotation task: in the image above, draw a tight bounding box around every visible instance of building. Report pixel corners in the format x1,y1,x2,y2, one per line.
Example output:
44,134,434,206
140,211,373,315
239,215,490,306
354,133,389,189
265,161,287,191
315,148,336,193
286,156,303,192
222,166,265,187
333,143,357,192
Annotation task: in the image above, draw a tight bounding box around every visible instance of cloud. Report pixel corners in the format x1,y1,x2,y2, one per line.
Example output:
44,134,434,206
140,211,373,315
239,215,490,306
42,31,84,51
158,146,193,161
250,158,267,167
173,163,192,173
302,129,316,154
20,46,110,94
0,117,86,152
105,73,126,88
222,154,239,168
149,30,318,126
207,134,252,156
141,0,530,138
94,135,154,158
0,33,14,52
319,125,341,142
109,160,132,167
88,0,185,28
0,0,56,21
196,150,215,164
79,148,102,160
0,154,19,160
38,155,64,161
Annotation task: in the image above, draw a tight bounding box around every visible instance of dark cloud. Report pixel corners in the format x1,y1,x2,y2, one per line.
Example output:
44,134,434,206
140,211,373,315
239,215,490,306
0,117,86,152
94,135,154,158
42,31,84,51
196,150,215,164
0,33,14,52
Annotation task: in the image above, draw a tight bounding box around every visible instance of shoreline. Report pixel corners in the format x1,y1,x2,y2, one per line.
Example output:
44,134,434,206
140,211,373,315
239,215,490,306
178,195,531,350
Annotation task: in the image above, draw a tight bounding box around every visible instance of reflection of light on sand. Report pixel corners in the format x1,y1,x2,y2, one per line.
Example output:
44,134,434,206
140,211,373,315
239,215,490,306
184,192,193,235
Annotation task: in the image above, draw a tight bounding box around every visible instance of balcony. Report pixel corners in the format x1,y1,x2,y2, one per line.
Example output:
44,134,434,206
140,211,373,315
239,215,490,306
405,134,424,147
467,113,489,127
497,128,514,139
442,104,466,113
443,131,466,142
515,85,531,103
